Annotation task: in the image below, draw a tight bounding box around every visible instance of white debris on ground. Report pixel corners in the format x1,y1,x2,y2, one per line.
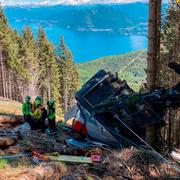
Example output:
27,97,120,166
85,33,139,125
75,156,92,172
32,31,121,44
171,149,180,163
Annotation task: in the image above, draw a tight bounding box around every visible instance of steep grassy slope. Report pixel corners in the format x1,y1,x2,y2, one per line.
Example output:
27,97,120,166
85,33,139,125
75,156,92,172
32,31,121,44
78,50,147,91
0,98,22,116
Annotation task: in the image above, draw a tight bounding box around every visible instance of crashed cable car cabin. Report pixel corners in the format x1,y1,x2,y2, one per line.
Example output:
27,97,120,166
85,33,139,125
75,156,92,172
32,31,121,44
73,70,180,147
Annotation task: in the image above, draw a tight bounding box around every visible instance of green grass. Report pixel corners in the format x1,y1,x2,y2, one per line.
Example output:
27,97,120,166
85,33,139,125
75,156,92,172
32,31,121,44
0,159,9,169
78,50,147,92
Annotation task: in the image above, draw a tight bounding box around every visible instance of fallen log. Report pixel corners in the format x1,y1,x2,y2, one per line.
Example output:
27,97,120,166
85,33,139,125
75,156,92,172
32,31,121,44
4,145,23,154
0,115,23,125
0,137,16,148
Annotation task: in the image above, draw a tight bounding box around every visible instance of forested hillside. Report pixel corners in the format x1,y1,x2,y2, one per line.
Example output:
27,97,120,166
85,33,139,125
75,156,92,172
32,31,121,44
0,6,80,114
78,50,147,91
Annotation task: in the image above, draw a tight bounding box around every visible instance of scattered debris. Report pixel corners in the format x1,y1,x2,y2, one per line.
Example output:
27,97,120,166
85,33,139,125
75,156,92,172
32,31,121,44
170,149,180,163
0,69,180,179
73,70,180,147
0,162,67,180
13,122,31,133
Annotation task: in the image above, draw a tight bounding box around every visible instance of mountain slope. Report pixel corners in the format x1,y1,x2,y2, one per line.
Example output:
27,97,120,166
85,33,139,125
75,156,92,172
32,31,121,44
78,50,147,91
4,3,167,35
4,3,150,35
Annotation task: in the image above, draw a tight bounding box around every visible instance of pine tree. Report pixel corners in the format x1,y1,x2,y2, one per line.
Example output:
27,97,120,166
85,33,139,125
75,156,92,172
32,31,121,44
20,26,39,99
57,36,80,113
37,28,61,112
0,6,8,98
159,0,180,149
146,0,162,146
0,6,27,101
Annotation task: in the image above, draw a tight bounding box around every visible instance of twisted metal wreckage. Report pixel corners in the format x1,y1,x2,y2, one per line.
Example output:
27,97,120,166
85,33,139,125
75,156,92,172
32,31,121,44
0,63,179,175
72,63,180,148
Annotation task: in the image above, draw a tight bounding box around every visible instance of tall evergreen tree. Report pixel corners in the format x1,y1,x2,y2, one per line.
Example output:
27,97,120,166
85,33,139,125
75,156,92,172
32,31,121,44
159,0,180,149
19,26,39,99
0,6,27,101
37,28,61,112
57,36,80,113
0,6,8,98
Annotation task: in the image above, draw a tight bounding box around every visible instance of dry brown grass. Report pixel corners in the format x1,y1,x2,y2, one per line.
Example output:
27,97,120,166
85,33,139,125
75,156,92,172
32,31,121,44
0,162,68,180
0,98,22,116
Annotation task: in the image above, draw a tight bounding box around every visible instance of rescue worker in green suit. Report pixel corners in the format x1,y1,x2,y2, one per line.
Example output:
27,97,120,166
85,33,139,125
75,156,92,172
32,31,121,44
32,99,42,130
22,96,32,126
47,100,56,133
32,96,43,112
32,96,47,131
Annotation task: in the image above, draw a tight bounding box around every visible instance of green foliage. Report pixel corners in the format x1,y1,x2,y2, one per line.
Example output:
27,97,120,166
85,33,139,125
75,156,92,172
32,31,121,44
37,28,61,114
159,1,180,87
158,1,180,149
0,159,8,169
0,6,8,37
78,50,147,91
57,36,80,112
21,26,39,72
0,7,28,79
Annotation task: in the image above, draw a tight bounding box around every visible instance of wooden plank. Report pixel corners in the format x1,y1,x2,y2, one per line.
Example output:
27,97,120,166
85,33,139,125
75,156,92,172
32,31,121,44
49,155,92,164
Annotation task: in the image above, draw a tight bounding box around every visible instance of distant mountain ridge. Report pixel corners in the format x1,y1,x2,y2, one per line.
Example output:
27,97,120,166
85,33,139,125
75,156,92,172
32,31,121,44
2,0,149,7
4,3,167,36
4,3,152,36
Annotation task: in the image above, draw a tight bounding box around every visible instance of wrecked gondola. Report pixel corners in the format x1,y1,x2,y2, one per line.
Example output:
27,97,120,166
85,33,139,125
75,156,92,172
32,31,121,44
72,68,180,147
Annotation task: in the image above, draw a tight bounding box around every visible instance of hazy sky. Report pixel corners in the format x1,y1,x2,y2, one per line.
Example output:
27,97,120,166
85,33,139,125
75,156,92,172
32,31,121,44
1,0,168,6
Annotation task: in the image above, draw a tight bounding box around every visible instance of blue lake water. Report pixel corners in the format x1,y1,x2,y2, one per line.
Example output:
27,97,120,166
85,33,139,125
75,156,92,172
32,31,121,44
9,22,148,63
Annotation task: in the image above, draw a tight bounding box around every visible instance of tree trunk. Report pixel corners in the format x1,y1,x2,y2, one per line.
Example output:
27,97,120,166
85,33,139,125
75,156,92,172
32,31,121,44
146,0,162,146
173,4,180,148
147,0,162,90
0,47,6,98
64,80,68,114
48,82,51,100
8,71,13,100
5,68,8,99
